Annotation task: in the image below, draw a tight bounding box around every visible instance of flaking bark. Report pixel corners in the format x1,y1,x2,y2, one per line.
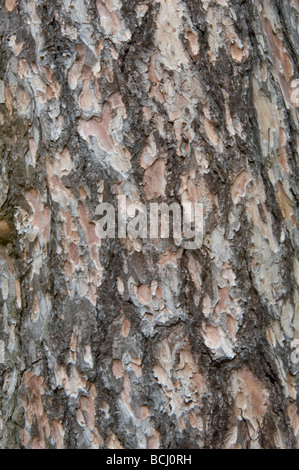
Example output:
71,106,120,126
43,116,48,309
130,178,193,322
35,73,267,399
0,0,298,449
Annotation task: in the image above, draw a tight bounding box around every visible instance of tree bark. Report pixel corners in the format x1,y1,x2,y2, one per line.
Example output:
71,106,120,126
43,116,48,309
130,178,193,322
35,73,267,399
0,0,298,449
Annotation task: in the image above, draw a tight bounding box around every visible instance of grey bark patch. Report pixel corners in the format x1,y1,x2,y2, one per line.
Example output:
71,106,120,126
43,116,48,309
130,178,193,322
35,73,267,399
0,80,5,103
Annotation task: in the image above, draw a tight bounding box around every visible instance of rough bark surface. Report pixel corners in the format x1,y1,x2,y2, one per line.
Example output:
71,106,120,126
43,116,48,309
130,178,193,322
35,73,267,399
0,0,298,449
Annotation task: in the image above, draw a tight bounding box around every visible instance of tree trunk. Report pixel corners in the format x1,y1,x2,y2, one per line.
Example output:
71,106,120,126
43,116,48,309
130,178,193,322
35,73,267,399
0,0,298,449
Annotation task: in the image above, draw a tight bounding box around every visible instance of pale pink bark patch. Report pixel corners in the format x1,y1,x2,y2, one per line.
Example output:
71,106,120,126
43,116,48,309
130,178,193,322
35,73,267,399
77,106,114,153
143,158,166,200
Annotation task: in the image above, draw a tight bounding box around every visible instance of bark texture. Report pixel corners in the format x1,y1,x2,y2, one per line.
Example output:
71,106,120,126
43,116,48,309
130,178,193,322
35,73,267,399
0,0,299,449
